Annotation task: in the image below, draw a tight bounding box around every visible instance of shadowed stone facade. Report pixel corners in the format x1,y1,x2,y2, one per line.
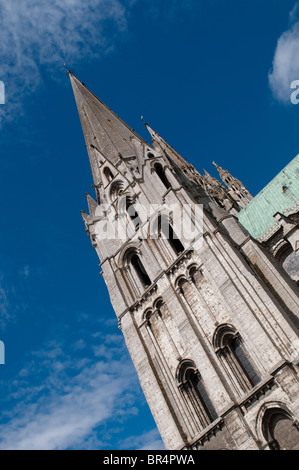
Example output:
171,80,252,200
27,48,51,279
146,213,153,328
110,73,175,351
69,72,299,450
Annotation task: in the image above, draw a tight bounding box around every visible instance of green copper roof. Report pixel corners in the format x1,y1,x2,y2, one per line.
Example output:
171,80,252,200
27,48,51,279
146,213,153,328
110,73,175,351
237,154,299,240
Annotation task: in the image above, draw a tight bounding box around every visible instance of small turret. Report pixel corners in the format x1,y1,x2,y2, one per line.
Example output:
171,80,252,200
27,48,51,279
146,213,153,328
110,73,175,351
212,161,253,208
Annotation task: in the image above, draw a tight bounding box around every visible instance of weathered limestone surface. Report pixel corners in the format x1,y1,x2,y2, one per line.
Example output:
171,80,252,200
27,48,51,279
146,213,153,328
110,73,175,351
69,72,299,450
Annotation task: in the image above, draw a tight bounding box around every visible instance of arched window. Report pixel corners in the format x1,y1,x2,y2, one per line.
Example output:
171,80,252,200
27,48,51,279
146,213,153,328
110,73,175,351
262,407,299,450
131,254,151,287
189,265,203,286
275,240,293,265
110,180,125,201
122,248,152,298
157,214,184,254
177,277,189,296
103,167,114,183
177,360,217,430
213,324,260,395
154,163,171,189
230,336,260,386
126,197,141,230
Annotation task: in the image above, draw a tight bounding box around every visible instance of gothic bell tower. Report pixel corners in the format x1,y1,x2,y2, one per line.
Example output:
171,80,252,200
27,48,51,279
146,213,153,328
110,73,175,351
69,72,299,450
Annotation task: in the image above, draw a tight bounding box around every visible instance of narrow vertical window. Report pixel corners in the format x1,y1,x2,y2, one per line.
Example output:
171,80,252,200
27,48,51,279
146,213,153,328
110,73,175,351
103,167,114,182
231,337,260,387
185,369,217,424
154,163,171,189
131,254,151,287
158,215,184,254
126,197,141,230
177,360,217,431
213,325,260,395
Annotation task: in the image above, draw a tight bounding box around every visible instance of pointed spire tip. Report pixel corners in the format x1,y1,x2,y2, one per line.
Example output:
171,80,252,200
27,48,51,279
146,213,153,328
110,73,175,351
64,63,73,75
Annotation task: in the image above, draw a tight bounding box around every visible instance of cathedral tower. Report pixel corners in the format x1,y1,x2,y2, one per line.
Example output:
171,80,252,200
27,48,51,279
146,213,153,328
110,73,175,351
69,72,299,450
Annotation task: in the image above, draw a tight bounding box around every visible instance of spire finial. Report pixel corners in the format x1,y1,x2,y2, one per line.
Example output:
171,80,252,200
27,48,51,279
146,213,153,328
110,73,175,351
141,116,150,127
64,64,73,75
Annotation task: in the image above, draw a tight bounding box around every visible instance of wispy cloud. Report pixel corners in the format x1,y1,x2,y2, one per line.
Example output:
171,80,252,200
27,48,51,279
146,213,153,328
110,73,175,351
0,337,159,450
119,429,165,450
0,0,201,123
18,265,30,280
0,0,130,122
1,363,129,449
0,268,31,328
268,4,299,104
139,0,200,22
289,1,299,23
0,272,14,328
0,285,8,325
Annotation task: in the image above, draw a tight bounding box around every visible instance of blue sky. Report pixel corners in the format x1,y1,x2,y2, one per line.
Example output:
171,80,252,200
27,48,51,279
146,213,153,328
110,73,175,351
0,0,299,450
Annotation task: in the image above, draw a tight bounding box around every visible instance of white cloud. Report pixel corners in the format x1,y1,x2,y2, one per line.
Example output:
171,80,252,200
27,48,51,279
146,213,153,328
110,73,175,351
0,0,130,121
269,13,299,104
0,0,201,123
289,1,299,23
0,362,127,449
0,338,157,450
119,429,165,450
0,332,164,450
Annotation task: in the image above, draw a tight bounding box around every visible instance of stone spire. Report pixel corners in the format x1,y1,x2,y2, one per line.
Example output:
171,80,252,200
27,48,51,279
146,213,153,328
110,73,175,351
69,72,149,180
70,72,299,452
144,122,199,176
